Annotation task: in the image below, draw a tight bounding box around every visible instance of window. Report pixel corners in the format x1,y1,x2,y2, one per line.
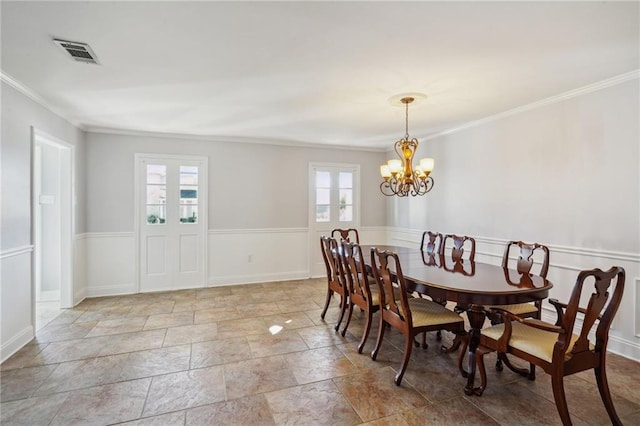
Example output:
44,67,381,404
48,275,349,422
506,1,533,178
179,166,198,223
146,164,166,224
312,165,358,225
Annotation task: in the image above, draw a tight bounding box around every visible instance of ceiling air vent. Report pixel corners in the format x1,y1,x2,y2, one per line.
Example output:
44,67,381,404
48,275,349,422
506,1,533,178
53,39,99,64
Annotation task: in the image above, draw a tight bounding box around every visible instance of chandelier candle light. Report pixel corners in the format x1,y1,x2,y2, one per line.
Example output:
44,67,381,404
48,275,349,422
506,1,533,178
379,96,434,197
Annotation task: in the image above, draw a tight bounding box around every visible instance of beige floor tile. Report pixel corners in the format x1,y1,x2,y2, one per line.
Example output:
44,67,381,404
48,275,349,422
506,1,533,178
127,300,176,318
283,345,358,384
297,324,356,349
50,378,151,425
143,311,194,330
119,345,191,380
3,278,638,425
361,413,410,426
263,311,316,330
400,351,475,403
163,323,219,346
74,305,133,323
1,343,49,371
172,298,218,313
119,411,187,425
236,301,283,318
195,286,233,299
401,397,500,425
276,297,321,314
0,392,70,426
186,394,275,425
34,321,98,343
85,316,147,337
336,340,404,371
517,370,640,425
223,355,298,400
332,367,428,422
26,336,107,366
46,309,85,326
97,329,167,357
142,366,226,417
247,330,308,358
190,337,252,369
193,306,242,324
468,379,572,425
265,380,361,425
213,293,247,306
34,353,129,396
217,317,270,339
0,364,58,402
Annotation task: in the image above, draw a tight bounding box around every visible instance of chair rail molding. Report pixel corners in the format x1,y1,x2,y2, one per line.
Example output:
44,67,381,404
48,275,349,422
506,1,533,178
0,245,34,259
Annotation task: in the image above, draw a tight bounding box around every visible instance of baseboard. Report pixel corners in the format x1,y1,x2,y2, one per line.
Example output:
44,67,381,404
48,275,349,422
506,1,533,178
208,270,309,286
1,325,34,363
86,283,135,298
74,286,87,306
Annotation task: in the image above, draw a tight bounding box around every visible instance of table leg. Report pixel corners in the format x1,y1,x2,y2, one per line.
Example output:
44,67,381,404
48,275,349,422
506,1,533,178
464,304,486,396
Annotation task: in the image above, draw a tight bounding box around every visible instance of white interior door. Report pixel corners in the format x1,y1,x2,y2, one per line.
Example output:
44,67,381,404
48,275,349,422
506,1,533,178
308,163,360,277
138,155,208,292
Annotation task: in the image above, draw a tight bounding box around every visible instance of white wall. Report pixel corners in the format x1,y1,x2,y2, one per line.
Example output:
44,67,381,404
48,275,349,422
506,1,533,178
0,81,87,361
83,132,387,295
387,78,640,359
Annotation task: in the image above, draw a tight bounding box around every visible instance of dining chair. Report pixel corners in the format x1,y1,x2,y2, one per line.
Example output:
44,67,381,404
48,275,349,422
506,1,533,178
420,231,443,255
438,234,476,352
474,266,625,426
319,236,348,331
338,241,380,353
417,231,446,347
486,240,550,376
440,233,476,261
331,228,360,244
370,247,466,386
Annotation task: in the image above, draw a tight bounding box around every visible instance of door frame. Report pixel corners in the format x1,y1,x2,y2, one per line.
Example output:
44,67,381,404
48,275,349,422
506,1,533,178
307,162,360,277
30,127,75,313
134,153,209,292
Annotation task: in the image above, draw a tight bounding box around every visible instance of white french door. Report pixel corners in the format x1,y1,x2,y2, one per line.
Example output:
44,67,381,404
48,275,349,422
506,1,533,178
308,163,360,277
136,154,208,292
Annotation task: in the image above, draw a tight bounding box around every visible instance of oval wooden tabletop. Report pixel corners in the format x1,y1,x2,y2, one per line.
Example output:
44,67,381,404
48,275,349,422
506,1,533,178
362,245,553,305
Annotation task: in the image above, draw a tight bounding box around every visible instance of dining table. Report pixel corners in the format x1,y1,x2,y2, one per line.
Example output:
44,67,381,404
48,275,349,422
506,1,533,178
359,244,554,395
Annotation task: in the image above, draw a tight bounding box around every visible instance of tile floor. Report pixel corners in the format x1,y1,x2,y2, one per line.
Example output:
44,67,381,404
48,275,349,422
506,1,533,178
2,278,639,425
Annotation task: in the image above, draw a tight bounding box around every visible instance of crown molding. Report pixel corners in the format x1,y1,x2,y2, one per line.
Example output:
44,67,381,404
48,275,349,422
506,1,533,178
424,69,640,141
86,126,387,152
0,70,85,130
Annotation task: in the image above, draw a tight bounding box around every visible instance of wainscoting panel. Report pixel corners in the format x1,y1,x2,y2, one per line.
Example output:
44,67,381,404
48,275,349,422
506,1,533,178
208,228,309,286
74,234,88,304
1,246,34,362
386,227,640,361
85,232,136,297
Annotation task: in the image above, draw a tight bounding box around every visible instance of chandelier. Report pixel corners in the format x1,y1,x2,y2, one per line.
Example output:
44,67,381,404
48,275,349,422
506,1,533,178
379,96,434,197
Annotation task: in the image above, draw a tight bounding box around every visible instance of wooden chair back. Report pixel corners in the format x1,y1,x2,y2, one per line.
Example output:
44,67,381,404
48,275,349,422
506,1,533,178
320,236,343,288
340,241,373,306
331,228,360,244
502,240,550,278
370,247,412,328
556,267,625,358
441,234,476,261
420,231,443,254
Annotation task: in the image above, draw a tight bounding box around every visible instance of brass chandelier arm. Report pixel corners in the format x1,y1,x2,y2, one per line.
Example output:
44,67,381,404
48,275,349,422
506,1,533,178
380,175,434,197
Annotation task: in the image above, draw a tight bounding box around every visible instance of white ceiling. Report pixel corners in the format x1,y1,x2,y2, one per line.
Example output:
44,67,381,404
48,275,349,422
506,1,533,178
1,1,638,148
